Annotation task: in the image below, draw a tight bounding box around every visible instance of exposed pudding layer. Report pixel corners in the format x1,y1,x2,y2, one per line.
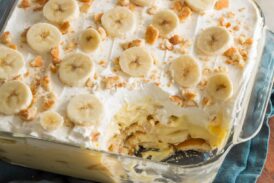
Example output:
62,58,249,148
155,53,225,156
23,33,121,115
0,0,263,161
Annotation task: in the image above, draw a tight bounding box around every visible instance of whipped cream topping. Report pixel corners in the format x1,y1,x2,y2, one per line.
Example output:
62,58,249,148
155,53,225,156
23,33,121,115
0,0,263,152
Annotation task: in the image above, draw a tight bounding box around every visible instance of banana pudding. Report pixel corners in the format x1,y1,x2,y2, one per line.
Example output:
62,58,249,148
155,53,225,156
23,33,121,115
0,0,262,164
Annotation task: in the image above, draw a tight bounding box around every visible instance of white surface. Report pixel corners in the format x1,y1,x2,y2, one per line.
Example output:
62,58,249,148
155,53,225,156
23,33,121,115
256,0,274,31
0,0,262,151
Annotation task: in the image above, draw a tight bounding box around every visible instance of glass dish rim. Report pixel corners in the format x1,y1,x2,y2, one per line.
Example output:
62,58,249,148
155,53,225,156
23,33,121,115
0,0,269,170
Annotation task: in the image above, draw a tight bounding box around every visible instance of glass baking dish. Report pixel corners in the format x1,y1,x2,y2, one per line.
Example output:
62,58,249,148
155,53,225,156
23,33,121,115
0,0,273,182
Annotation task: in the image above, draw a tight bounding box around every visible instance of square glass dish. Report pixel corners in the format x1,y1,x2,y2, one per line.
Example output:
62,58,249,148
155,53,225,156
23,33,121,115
0,0,273,182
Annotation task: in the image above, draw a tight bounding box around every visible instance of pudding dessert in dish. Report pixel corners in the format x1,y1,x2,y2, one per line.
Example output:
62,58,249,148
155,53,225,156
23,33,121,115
0,0,262,162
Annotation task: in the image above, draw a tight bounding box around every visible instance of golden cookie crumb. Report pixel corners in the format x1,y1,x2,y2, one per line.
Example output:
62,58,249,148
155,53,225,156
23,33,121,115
50,64,58,73
20,28,30,43
224,47,237,58
233,25,240,31
85,78,94,88
97,60,107,68
112,57,122,72
202,97,212,107
30,56,44,68
50,47,61,65
182,91,197,101
215,0,229,10
239,49,248,61
102,76,125,89
172,1,192,21
97,27,107,40
121,39,144,50
224,47,245,68
19,107,38,121
64,41,77,52
218,17,225,27
42,92,56,111
244,38,253,45
64,118,75,128
178,6,192,22
79,0,92,2
169,35,182,45
159,39,173,51
35,0,48,6
172,0,184,12
128,3,136,11
147,6,158,15
19,0,31,9
80,1,92,13
117,0,130,6
93,13,104,24
58,21,71,34
169,95,184,106
30,79,40,95
198,80,208,90
40,76,51,91
0,32,17,49
0,32,11,44
91,132,101,142
145,25,159,45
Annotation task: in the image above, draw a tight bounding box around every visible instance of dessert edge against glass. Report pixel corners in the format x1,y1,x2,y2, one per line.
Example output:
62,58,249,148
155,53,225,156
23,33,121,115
0,0,262,163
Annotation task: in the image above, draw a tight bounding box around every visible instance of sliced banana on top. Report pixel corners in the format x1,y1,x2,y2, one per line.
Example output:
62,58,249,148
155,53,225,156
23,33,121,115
196,26,233,56
59,53,94,87
0,81,32,115
40,111,64,131
119,47,153,77
185,0,216,13
79,28,101,53
43,0,79,23
207,73,233,101
67,94,103,126
0,46,24,80
152,10,179,35
27,23,62,53
101,7,136,38
130,0,155,7
170,55,201,88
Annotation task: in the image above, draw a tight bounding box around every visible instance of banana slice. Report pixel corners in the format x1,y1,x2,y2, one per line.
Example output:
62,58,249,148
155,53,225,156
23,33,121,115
185,0,216,13
119,47,153,77
43,0,78,23
207,73,233,101
67,94,103,126
0,81,32,115
27,23,61,53
0,46,24,80
157,130,189,144
196,26,233,56
79,28,101,53
152,10,179,35
59,53,94,87
130,0,155,7
101,7,136,38
170,55,201,87
40,111,64,131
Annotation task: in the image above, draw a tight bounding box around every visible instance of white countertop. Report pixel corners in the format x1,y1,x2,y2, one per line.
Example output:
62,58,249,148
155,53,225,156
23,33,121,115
256,0,274,31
